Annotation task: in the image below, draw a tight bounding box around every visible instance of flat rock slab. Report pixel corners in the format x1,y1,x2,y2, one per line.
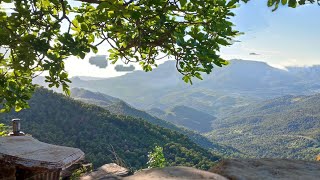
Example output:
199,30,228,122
210,159,320,180
0,136,84,170
124,166,228,180
81,163,129,180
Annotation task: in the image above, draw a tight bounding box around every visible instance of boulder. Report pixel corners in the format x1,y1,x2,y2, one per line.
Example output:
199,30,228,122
124,166,228,180
0,136,84,170
210,159,320,180
80,163,130,180
0,136,84,179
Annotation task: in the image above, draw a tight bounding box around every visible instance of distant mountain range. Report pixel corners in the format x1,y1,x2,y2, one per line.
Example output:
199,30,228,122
206,93,320,160
63,59,320,117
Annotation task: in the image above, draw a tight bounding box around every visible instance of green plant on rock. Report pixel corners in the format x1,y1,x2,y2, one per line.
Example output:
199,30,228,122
70,164,93,180
0,123,8,136
147,146,167,168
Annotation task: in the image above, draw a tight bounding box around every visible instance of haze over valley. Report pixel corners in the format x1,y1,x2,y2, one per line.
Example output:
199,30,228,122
29,59,320,163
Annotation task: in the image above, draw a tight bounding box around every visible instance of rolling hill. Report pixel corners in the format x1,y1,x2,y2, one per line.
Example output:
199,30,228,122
206,93,320,160
70,88,241,156
148,106,216,133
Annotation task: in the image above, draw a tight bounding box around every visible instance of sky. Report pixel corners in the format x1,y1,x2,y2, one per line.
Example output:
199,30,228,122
2,1,320,77
220,0,320,69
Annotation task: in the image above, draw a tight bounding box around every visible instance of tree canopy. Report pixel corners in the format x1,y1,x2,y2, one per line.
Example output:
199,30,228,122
0,0,318,112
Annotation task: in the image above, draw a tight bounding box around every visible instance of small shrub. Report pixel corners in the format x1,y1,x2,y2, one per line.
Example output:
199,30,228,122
70,164,93,180
0,123,8,137
147,146,167,168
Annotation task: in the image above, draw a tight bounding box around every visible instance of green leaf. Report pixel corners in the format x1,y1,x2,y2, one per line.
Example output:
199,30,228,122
195,73,203,80
15,105,23,112
272,2,279,11
91,46,98,53
81,24,89,31
298,0,306,5
220,60,229,65
267,0,277,7
88,34,95,43
180,0,187,7
227,0,238,7
131,11,141,19
64,88,71,96
79,52,86,59
288,0,297,7
60,72,68,79
216,38,230,46
281,0,288,5
97,2,109,9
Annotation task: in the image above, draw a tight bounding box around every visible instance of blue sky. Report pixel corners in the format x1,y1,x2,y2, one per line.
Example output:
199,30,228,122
220,1,320,69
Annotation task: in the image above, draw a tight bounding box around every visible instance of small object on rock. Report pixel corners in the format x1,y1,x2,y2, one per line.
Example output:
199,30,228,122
210,159,320,180
316,154,320,161
8,118,25,136
124,166,228,180
80,163,130,180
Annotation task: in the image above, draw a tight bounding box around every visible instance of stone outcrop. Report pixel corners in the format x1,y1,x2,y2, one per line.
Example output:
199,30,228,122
82,159,320,180
80,163,130,180
210,159,320,180
124,166,228,180
0,136,84,179
81,165,227,180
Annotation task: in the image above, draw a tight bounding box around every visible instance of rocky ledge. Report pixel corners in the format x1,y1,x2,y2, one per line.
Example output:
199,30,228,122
81,164,226,180
210,158,320,180
81,159,320,180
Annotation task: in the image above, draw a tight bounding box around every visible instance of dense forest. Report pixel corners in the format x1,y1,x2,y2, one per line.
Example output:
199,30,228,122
0,88,220,170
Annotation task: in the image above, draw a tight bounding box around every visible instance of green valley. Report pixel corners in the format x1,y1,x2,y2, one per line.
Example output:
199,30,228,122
70,88,242,157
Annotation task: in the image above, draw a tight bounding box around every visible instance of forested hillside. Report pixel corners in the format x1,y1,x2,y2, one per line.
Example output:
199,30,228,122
70,88,241,157
207,94,320,160
0,88,221,170
30,60,320,163
148,106,216,133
